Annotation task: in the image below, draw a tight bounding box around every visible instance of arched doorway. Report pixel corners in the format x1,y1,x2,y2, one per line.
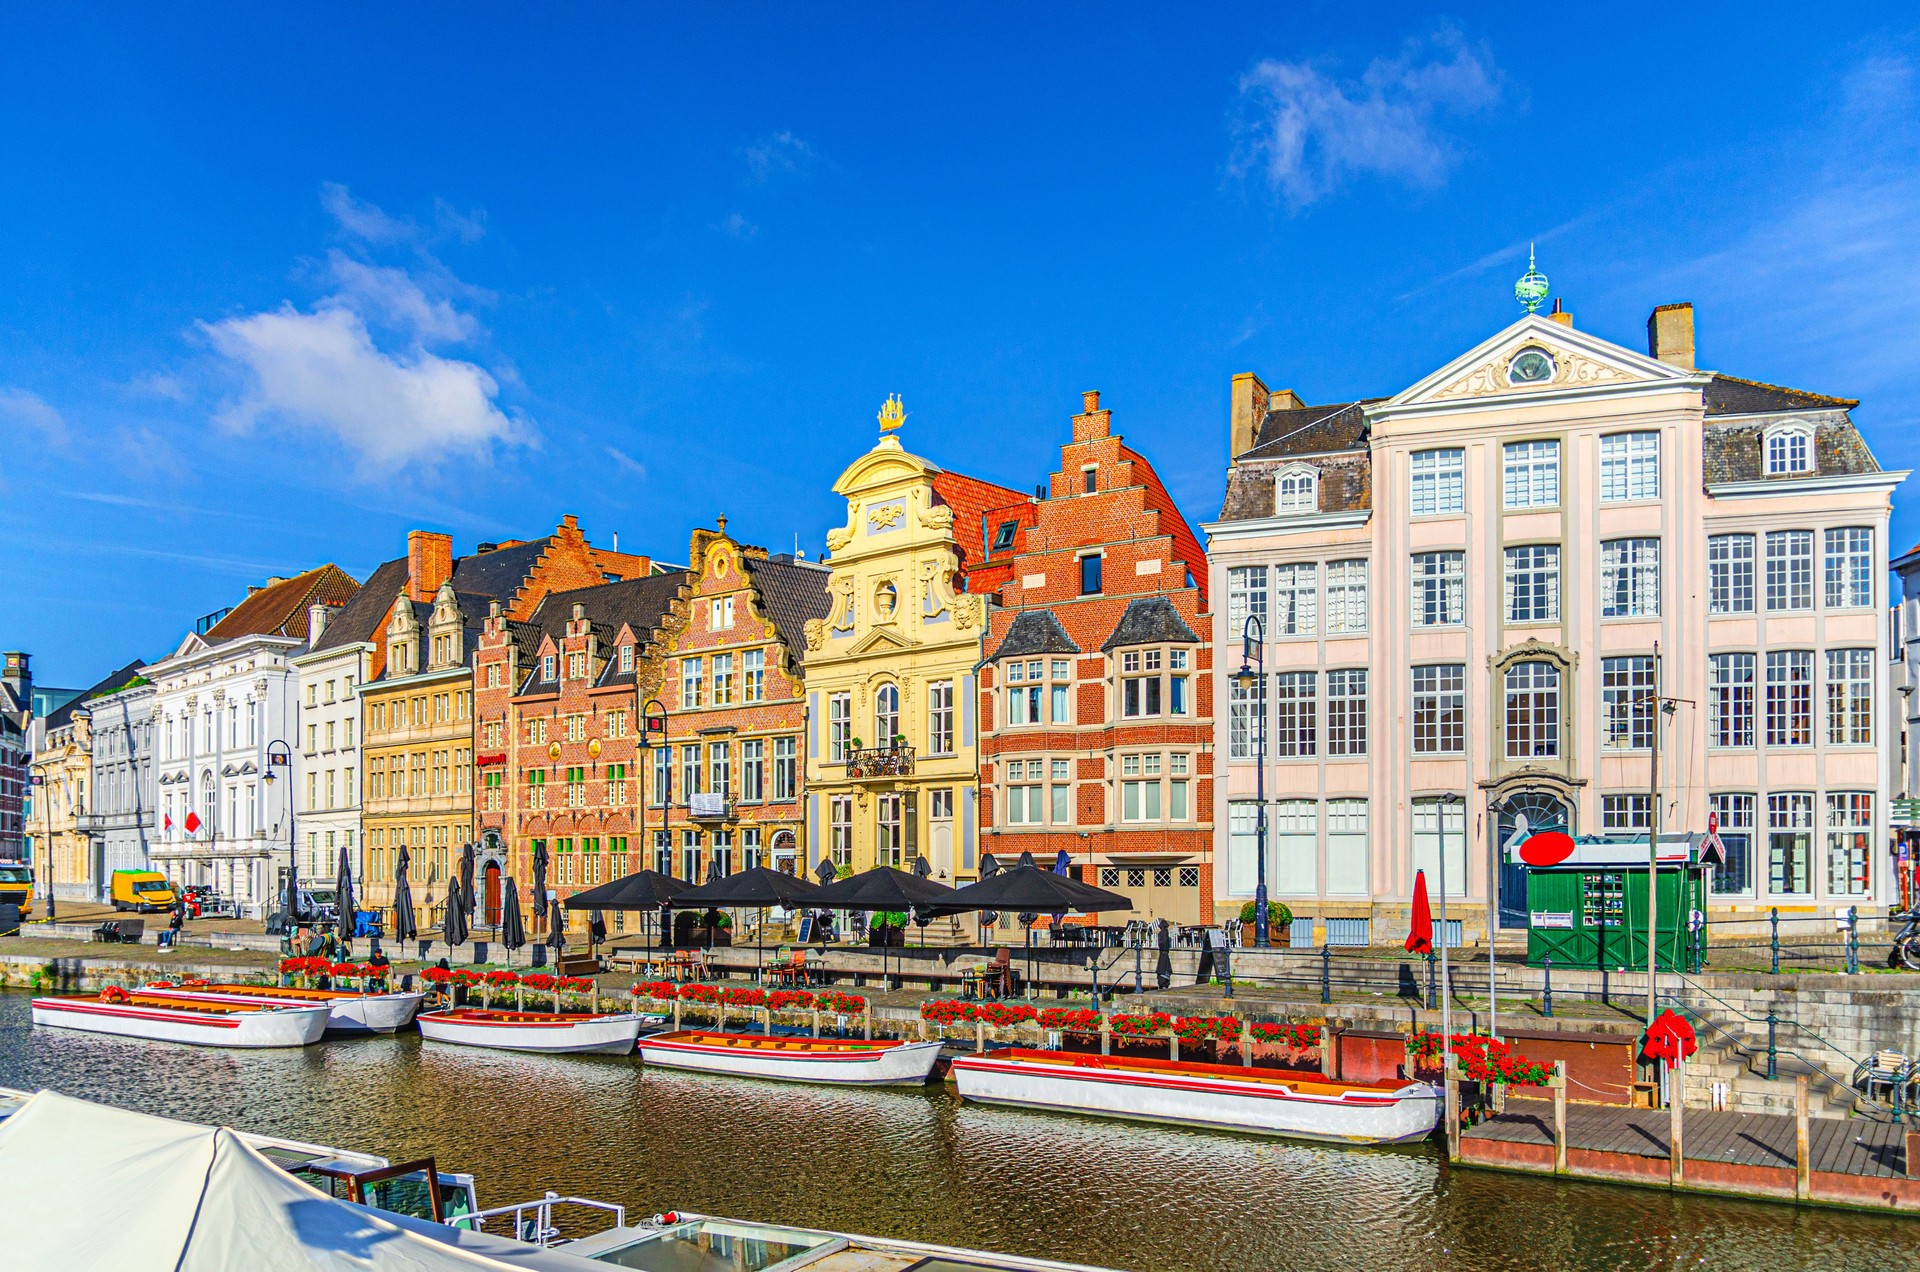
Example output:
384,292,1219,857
1495,790,1571,929
483,861,502,927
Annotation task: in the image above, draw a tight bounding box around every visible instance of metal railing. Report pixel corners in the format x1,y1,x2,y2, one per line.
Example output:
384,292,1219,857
1701,906,1862,974
449,1191,625,1247
844,746,914,779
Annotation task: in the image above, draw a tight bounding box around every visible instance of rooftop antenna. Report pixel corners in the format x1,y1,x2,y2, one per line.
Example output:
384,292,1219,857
1515,245,1549,314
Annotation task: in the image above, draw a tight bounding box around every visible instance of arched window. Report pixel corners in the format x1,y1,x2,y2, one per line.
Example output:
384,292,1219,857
1764,423,1813,476
875,684,900,746
1275,465,1318,514
1503,661,1560,760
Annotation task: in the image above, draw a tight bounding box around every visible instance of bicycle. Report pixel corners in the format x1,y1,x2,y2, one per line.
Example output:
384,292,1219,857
1887,910,1920,971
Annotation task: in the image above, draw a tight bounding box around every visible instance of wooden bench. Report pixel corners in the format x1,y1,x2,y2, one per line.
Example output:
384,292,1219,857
555,952,601,978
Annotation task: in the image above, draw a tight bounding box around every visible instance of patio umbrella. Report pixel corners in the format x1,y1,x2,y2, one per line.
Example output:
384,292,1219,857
531,841,549,934
442,878,468,950
563,869,688,911
500,876,527,958
392,845,417,943
546,897,566,953
676,866,831,975
977,852,1001,938
589,909,607,947
814,866,958,990
930,863,1132,917
334,842,357,959
458,843,477,922
1405,870,1434,955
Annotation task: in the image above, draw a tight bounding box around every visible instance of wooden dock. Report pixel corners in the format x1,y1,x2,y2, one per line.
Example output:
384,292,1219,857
1460,1090,1920,1212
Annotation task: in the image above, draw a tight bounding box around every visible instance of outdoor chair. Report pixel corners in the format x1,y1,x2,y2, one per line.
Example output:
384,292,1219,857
985,948,1020,999
1854,1050,1915,1104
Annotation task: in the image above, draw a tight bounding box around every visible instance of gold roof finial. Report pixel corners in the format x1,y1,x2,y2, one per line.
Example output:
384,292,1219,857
877,393,906,433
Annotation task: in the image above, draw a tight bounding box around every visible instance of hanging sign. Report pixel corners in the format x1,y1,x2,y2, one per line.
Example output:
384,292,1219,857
1699,810,1726,867
1519,830,1577,867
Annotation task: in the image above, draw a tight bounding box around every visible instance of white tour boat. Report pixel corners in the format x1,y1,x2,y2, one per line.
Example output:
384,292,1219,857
950,1048,1441,1144
30,992,331,1049
637,1030,945,1085
139,981,426,1034
415,1007,646,1055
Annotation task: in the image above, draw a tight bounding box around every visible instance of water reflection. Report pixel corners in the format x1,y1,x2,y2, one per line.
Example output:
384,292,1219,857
0,992,1909,1271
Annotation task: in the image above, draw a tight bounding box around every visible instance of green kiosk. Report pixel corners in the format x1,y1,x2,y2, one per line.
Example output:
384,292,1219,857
1522,832,1709,972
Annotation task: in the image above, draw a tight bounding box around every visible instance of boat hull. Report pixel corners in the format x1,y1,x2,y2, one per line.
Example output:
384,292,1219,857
638,1032,945,1085
950,1050,1440,1145
417,1010,645,1055
141,985,425,1034
30,997,331,1049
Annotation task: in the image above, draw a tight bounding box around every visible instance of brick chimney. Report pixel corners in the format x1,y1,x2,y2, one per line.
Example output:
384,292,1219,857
1230,373,1305,461
1072,390,1112,442
1548,297,1573,327
1648,303,1695,370
407,531,454,604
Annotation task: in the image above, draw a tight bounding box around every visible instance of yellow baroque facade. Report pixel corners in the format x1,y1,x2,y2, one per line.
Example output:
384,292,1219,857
803,418,986,885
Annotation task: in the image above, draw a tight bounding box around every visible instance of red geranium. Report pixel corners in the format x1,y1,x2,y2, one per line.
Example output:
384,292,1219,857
920,999,974,1025
630,981,678,1001
766,990,815,1011
420,966,454,984
556,977,595,994
1250,1021,1322,1049
1174,1015,1243,1043
977,1002,1038,1027
819,992,865,1014
679,984,721,1004
484,970,520,987
1037,1008,1101,1032
1108,1012,1171,1037
519,973,557,992
723,987,766,1007
1408,1029,1551,1086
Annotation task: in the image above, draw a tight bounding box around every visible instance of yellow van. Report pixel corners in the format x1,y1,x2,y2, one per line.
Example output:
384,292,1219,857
111,869,177,913
0,863,32,919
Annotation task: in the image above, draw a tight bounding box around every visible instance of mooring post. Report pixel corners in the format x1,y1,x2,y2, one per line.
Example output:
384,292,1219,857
1320,945,1332,1005
863,1006,872,1040
1767,1012,1778,1080
673,999,682,1031
1100,1018,1111,1055
516,985,525,1011
1669,1055,1684,1187
1541,956,1553,1018
975,1018,985,1054
1770,908,1780,975
1444,1054,1462,1163
1795,1076,1811,1201
810,1007,820,1038
1169,1033,1180,1064
1552,1060,1568,1175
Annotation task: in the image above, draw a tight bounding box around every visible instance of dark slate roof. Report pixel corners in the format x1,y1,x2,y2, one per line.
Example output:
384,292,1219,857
1704,411,1881,484
1704,375,1857,417
48,660,147,729
450,537,553,602
1239,400,1377,461
517,572,691,694
744,556,832,657
991,610,1082,661
1219,450,1372,522
310,557,409,652
1100,596,1202,652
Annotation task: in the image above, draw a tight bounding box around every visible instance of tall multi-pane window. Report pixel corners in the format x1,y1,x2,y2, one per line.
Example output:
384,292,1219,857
1005,660,1044,725
1325,559,1369,633
1120,754,1165,822
772,737,796,800
828,692,851,761
1764,650,1814,746
1050,759,1073,824
1271,563,1318,636
680,657,703,707
1764,531,1814,611
1765,426,1812,475
1768,793,1814,895
1052,659,1075,721
1005,758,1045,825
1271,672,1317,757
1227,674,1265,760
1411,552,1465,626
1708,534,1755,614
1226,566,1267,636
829,796,853,868
1824,527,1873,609
1411,664,1465,754
1709,794,1753,895
1504,545,1560,623
1503,661,1560,759
742,648,764,701
1708,653,1755,747
1121,650,1164,718
1326,669,1368,757
875,684,900,746
1410,448,1466,516
1411,798,1466,898
679,744,701,797
927,681,954,754
1601,656,1656,749
739,739,764,802
1825,793,1872,896
877,793,905,865
1599,432,1660,502
1502,439,1560,509
711,652,734,705
1601,794,1651,831
651,748,670,805
1600,539,1661,617
1326,799,1369,895
1826,649,1873,745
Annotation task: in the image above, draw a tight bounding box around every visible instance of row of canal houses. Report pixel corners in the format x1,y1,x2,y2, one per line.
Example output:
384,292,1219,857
111,297,1907,941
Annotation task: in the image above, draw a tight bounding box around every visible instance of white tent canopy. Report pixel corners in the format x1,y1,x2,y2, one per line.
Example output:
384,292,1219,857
0,1090,544,1270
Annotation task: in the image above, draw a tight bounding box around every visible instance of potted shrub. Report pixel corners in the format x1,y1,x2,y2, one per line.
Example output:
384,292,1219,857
1239,900,1296,946
868,910,907,947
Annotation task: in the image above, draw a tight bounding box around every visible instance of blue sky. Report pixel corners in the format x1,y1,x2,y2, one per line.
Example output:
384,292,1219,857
4,5,1919,685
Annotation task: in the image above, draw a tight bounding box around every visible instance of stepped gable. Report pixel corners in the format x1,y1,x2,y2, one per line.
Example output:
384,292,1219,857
204,565,360,642
1099,595,1202,652
742,556,832,661
989,610,1080,661
1120,443,1209,603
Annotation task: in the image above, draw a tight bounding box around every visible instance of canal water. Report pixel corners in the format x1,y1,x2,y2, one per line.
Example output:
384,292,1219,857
0,991,1910,1271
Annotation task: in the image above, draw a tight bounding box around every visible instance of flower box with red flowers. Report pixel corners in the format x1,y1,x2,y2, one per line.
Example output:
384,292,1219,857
818,992,865,1014
976,1002,1038,1028
556,977,595,995
679,984,721,1004
1408,1029,1551,1086
765,990,816,1012
1108,1012,1172,1037
483,970,521,988
1249,1022,1322,1050
1037,1008,1101,1033
519,973,558,992
629,981,679,1002
1173,1015,1243,1043
722,987,766,1008
920,999,974,1026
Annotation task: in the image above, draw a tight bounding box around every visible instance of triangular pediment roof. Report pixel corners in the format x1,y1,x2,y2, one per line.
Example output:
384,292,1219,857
1379,314,1709,416
848,625,917,655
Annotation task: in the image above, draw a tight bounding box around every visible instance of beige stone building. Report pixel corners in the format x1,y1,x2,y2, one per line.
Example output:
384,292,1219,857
1206,300,1906,943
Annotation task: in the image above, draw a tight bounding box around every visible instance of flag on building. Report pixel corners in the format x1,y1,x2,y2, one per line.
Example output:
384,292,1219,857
183,810,201,835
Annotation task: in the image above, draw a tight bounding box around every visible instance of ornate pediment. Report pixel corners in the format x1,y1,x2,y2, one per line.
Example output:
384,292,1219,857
1431,345,1633,401
1390,314,1703,412
848,626,916,655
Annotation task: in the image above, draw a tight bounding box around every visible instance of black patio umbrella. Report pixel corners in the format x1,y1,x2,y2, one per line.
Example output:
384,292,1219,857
931,863,1131,917
531,841,550,934
458,842,477,924
546,897,566,953
563,869,688,911
675,866,831,975
391,846,417,944
500,875,527,958
442,878,469,949
813,866,958,989
976,852,1001,937
589,909,607,947
335,842,357,959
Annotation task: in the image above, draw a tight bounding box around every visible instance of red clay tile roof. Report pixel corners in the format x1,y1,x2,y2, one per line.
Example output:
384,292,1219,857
1121,445,1209,608
931,471,1034,574
204,565,360,642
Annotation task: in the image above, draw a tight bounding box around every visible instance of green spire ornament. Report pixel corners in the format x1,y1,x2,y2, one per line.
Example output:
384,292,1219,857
1514,245,1548,314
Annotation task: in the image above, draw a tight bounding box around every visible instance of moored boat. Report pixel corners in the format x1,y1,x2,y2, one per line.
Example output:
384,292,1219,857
139,980,426,1034
637,1030,945,1085
29,991,331,1049
416,1007,646,1055
950,1048,1440,1144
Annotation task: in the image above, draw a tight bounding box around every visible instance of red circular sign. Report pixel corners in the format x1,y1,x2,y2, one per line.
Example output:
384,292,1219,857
1520,830,1576,867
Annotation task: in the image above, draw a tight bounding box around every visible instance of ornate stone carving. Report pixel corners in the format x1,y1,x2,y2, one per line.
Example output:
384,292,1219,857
804,618,828,652
867,502,905,531
1433,347,1634,400
826,525,854,553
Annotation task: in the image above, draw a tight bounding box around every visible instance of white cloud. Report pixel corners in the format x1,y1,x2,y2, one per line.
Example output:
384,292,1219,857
604,446,647,478
321,181,417,244
0,387,67,444
743,131,818,183
200,305,522,469
1231,29,1500,206
325,252,477,343
719,211,758,240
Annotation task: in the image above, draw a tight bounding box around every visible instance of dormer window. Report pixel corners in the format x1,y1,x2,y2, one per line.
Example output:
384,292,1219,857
619,644,634,673
1764,423,1813,476
1275,465,1318,514
541,653,556,681
991,520,1019,553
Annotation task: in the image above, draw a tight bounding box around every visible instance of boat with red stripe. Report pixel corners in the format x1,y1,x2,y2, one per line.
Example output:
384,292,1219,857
30,990,330,1048
138,980,426,1034
951,1048,1440,1144
415,1007,649,1055
636,1030,945,1085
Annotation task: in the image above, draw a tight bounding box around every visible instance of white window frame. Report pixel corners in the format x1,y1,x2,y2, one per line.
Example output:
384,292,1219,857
1325,559,1368,634
1708,534,1755,614
1409,448,1465,517
1763,423,1813,476
1275,464,1318,513
1600,431,1660,502
1824,527,1873,609
1765,531,1814,611
1411,552,1464,627
1600,538,1661,618
1504,544,1560,623
1503,661,1560,759
1502,439,1560,510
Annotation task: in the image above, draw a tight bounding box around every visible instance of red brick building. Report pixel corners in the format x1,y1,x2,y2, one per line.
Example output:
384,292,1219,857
976,391,1215,925
647,522,828,889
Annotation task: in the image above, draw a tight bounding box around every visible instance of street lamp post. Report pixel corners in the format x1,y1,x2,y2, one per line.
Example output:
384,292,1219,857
262,740,294,928
642,698,669,945
1232,614,1268,948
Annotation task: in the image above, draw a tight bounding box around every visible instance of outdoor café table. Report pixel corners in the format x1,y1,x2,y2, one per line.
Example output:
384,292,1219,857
957,966,987,1000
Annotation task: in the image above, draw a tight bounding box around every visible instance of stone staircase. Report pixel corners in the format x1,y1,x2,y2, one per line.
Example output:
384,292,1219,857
1667,982,1895,1120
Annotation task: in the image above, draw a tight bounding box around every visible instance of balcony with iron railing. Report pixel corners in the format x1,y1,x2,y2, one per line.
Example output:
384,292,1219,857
688,792,734,821
844,745,914,780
